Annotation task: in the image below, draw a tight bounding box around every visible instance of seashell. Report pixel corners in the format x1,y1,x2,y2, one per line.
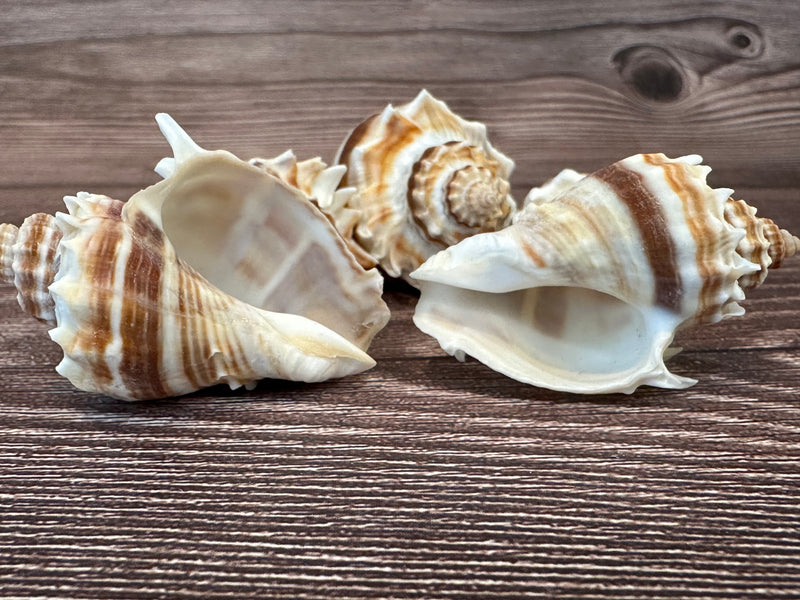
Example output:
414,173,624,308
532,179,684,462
0,114,390,401
330,89,517,281
410,153,799,394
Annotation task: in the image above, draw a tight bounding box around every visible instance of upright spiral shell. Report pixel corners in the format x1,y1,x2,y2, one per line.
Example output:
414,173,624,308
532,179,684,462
331,90,517,281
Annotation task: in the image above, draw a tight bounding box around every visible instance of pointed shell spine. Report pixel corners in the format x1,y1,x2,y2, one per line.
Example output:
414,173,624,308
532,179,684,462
724,198,800,289
0,213,62,323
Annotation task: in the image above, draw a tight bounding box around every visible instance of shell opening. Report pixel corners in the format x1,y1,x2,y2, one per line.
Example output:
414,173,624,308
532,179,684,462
414,282,685,393
158,158,341,315
140,152,386,351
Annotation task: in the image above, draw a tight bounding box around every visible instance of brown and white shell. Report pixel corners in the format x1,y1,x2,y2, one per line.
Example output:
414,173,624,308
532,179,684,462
0,115,390,400
331,90,517,281
411,153,798,394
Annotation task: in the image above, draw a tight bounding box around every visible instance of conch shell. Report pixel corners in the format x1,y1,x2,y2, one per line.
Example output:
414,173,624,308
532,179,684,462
411,153,798,394
331,90,517,281
0,115,389,400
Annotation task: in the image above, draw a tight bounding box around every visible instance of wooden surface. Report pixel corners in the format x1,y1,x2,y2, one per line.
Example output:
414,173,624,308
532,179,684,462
1,1,799,597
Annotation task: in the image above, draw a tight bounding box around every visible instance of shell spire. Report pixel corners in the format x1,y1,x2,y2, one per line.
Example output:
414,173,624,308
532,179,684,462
0,213,62,323
330,89,517,282
411,153,798,394
724,198,800,289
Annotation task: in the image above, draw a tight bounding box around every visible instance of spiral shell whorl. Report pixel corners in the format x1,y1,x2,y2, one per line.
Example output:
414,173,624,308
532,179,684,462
0,223,18,283
409,142,513,248
724,198,800,289
334,89,516,280
0,213,62,323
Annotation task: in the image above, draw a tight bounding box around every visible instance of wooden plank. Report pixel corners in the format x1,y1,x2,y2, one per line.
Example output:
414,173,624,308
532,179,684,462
1,1,800,598
1,77,799,192
1,0,793,44
0,3,798,189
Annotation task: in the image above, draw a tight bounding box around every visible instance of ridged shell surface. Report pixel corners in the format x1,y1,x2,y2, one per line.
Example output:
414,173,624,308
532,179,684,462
333,90,517,281
0,115,390,400
411,153,798,394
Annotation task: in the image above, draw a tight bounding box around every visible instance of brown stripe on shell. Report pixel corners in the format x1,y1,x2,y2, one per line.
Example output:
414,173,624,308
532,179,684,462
519,238,546,268
407,144,451,246
177,260,201,391
569,199,630,300
102,197,124,219
0,223,19,283
644,154,721,322
725,198,763,290
337,113,378,188
13,213,61,322
595,162,683,312
762,216,787,269
118,211,168,400
81,213,126,388
363,112,423,199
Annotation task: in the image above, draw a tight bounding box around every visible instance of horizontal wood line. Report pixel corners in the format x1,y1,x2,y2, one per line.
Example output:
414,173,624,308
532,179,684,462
2,552,800,579
3,511,799,531
4,417,800,440
4,525,800,551
1,569,799,595
3,475,799,495
3,533,799,560
0,452,800,472
0,592,793,600
3,536,800,563
2,464,799,486
4,491,799,512
2,430,798,452
4,511,800,533
4,550,798,576
4,486,798,505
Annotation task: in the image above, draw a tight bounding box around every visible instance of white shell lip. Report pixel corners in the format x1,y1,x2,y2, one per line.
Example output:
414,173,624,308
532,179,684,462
143,113,390,354
411,237,695,395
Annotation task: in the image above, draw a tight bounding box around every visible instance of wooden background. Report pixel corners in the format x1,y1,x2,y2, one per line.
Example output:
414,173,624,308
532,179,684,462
1,1,799,598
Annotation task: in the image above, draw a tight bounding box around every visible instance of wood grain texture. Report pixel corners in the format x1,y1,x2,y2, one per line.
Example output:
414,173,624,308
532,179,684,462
1,1,799,598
